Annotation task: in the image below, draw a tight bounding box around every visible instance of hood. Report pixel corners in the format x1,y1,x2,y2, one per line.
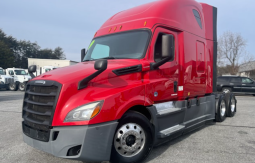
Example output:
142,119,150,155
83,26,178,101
32,59,143,84
0,75,13,79
16,75,31,80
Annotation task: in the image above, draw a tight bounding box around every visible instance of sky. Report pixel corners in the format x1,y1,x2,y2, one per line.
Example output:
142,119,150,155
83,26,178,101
0,0,254,62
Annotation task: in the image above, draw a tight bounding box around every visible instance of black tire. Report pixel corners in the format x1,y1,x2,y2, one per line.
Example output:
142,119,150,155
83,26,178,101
222,87,232,93
110,111,154,163
9,83,18,91
18,82,25,91
216,95,227,122
226,93,236,117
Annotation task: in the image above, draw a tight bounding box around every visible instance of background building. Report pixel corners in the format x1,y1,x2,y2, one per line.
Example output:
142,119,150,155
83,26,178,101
28,58,79,76
239,61,255,79
28,58,78,68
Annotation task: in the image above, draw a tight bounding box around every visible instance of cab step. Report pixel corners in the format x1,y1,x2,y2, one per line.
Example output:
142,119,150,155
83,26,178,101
157,107,183,116
158,124,185,138
154,102,184,117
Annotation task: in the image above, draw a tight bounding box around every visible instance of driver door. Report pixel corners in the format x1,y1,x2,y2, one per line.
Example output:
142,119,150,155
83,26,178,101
148,27,179,103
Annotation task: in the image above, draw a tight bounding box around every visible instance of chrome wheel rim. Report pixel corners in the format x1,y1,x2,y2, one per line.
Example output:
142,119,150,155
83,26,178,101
223,89,230,93
114,123,146,157
9,84,15,90
220,100,226,117
230,97,236,112
20,83,25,90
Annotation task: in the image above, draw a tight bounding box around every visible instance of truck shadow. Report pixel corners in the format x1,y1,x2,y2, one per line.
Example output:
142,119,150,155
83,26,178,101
145,123,215,162
82,123,216,163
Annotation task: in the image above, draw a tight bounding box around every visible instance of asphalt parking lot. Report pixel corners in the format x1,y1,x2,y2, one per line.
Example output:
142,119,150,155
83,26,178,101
0,90,255,163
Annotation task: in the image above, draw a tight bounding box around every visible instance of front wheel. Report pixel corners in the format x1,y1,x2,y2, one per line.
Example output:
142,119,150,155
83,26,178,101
19,82,25,91
9,83,18,91
111,111,154,163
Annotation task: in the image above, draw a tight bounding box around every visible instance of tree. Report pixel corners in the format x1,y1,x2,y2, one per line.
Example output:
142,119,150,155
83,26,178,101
0,41,15,69
18,40,40,58
218,31,247,75
53,47,66,60
38,49,54,59
0,29,66,69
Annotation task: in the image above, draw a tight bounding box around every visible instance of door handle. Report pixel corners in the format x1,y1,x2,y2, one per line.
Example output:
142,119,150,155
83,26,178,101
242,84,246,86
174,81,178,93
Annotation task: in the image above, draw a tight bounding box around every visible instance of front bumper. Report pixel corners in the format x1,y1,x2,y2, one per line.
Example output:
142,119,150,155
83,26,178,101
0,84,8,89
23,121,118,162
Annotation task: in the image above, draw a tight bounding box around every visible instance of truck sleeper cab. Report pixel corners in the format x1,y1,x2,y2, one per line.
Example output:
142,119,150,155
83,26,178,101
22,0,237,163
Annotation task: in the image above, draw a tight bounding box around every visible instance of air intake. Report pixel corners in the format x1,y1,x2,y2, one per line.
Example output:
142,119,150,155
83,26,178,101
113,65,142,76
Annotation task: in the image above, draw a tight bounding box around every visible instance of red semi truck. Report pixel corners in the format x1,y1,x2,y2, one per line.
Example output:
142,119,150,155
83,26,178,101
22,0,237,163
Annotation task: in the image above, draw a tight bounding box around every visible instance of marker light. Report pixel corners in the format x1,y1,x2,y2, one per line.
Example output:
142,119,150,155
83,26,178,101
144,21,147,26
64,101,103,122
109,28,112,32
120,25,122,30
114,26,117,31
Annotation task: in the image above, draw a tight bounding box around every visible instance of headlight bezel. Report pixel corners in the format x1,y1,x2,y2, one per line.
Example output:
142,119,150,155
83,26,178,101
64,100,104,122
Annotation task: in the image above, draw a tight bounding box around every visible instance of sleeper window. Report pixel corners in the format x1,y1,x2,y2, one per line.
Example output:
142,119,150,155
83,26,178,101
193,9,202,29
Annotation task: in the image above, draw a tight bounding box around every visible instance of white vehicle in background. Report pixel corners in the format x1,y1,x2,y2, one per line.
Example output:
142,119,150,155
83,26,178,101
6,68,32,91
0,67,17,91
35,66,58,76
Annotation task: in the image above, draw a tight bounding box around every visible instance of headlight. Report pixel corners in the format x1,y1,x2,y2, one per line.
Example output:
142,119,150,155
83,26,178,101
64,101,103,122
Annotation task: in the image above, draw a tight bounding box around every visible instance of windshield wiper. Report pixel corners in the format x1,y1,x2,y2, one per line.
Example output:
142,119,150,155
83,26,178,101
83,58,95,62
101,57,116,60
83,57,117,62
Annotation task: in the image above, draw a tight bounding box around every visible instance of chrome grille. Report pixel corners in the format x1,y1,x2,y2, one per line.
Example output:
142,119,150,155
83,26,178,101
4,78,14,84
22,80,61,142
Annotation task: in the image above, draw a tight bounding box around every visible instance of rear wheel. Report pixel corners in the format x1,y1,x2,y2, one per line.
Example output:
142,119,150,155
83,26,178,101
226,93,236,117
9,83,18,91
222,87,232,93
216,95,227,122
19,82,25,91
111,111,153,163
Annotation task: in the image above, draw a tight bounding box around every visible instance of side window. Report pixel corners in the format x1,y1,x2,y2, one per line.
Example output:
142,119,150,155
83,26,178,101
230,77,241,83
45,69,51,72
218,77,228,82
91,44,110,59
242,78,253,84
193,9,202,29
9,70,14,75
154,33,174,62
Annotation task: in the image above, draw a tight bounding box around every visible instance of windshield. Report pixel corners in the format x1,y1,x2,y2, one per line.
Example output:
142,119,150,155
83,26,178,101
14,70,27,75
0,69,4,75
45,68,52,72
84,30,150,61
